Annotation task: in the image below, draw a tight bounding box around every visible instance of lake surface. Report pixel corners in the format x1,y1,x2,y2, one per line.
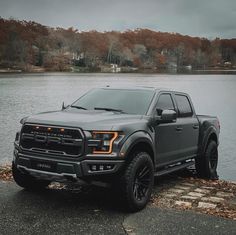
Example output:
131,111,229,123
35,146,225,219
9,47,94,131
0,73,236,181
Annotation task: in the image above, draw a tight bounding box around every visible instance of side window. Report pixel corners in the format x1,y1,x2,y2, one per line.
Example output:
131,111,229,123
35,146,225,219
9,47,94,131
175,95,193,117
156,94,175,115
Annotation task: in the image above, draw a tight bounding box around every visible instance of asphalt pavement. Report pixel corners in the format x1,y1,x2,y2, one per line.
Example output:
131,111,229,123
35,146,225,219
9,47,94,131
0,181,125,235
124,207,236,235
0,181,235,235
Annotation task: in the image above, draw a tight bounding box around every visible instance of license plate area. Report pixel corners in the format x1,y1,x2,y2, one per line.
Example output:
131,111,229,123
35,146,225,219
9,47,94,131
31,160,57,172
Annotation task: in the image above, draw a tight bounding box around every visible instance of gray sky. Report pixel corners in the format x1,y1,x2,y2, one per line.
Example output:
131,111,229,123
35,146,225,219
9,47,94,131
0,0,235,39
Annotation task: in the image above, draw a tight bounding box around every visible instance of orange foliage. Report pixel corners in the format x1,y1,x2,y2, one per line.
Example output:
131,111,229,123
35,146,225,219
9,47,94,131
0,18,235,71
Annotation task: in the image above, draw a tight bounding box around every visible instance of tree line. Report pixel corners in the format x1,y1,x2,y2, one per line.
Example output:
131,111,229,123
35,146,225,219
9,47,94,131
0,18,235,72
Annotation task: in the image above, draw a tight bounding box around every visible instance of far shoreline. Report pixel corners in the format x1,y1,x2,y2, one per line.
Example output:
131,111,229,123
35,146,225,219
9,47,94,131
1,69,236,75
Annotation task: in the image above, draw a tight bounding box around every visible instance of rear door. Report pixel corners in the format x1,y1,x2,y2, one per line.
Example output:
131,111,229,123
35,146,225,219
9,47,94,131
154,93,183,165
174,93,199,158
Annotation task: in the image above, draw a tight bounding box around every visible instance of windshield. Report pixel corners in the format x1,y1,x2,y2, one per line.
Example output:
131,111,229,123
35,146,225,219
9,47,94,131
71,88,155,115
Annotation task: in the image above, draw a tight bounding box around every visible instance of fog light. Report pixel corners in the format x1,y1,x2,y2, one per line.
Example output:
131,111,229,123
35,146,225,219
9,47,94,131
106,165,112,170
90,164,114,172
91,165,97,171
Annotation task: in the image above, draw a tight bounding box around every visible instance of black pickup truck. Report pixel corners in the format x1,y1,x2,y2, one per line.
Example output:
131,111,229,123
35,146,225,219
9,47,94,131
13,87,220,211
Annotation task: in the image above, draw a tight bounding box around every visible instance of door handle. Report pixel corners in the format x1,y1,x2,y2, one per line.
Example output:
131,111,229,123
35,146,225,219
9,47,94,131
193,124,199,129
175,127,183,132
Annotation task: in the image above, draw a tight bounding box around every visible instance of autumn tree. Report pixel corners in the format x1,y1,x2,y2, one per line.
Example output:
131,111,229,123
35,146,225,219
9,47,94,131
0,18,235,71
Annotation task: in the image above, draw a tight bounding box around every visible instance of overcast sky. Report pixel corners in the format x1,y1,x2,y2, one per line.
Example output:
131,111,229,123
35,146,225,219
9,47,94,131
0,0,235,39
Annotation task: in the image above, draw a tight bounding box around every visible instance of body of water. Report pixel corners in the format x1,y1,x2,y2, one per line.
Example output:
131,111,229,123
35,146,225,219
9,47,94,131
0,73,235,180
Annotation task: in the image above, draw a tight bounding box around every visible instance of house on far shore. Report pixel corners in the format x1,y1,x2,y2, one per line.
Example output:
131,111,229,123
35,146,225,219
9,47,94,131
100,64,121,73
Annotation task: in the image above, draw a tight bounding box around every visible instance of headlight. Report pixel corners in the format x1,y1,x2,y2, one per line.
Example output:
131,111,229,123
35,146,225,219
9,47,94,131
92,131,119,154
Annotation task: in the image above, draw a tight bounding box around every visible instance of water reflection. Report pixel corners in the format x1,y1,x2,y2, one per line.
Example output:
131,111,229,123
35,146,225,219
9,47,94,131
0,73,235,180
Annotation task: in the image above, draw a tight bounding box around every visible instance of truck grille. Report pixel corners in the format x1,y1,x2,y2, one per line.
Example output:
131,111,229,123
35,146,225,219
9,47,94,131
20,124,84,157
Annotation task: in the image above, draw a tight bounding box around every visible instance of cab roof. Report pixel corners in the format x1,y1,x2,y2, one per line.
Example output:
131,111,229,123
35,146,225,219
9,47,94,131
101,86,163,92
100,86,188,96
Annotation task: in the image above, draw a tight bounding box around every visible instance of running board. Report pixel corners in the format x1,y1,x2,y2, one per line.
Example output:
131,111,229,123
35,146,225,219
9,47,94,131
154,161,194,177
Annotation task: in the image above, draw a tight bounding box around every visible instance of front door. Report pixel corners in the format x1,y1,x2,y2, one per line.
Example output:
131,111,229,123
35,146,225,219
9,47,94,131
154,93,183,166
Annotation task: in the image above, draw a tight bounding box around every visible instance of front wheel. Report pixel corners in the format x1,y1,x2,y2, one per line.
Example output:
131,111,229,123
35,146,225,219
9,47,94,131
12,162,51,190
195,140,218,179
118,152,154,212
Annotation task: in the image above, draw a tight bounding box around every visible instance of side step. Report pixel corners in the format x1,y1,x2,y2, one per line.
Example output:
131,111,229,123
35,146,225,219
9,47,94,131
154,161,194,177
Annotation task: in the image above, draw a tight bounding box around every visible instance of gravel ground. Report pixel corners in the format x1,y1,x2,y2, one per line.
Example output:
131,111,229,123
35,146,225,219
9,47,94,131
151,174,236,220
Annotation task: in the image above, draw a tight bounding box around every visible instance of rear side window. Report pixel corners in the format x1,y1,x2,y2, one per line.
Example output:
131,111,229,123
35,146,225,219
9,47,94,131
156,94,175,115
175,95,193,117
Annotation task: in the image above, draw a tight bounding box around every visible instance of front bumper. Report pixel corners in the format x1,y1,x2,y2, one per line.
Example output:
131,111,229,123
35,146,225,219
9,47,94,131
14,150,125,182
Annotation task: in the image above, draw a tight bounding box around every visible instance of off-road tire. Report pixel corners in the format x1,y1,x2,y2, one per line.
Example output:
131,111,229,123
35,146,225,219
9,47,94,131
118,152,154,212
12,162,51,190
195,140,218,179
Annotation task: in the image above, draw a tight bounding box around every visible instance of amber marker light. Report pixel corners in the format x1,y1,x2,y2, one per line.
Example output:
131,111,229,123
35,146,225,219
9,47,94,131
60,128,65,132
47,127,52,131
36,126,39,129
92,131,118,154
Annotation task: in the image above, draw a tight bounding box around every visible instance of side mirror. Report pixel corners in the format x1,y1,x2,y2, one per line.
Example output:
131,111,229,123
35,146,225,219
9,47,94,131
156,109,177,123
62,102,69,110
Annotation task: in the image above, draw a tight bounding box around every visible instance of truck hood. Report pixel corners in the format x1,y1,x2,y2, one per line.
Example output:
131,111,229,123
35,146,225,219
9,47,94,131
24,109,144,131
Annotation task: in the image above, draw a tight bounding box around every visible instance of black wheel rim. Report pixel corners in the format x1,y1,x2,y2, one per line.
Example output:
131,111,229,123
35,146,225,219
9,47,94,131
209,147,218,170
133,164,151,201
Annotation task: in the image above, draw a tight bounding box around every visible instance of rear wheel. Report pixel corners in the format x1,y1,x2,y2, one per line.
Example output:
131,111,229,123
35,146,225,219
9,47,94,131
118,152,154,212
195,140,218,179
12,162,51,190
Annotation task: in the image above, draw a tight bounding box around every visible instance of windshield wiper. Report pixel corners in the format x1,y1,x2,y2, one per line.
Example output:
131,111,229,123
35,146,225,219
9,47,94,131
94,107,126,113
70,105,87,110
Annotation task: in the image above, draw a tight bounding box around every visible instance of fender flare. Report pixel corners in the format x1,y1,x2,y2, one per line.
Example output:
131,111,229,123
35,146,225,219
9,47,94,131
199,126,218,155
120,131,155,163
